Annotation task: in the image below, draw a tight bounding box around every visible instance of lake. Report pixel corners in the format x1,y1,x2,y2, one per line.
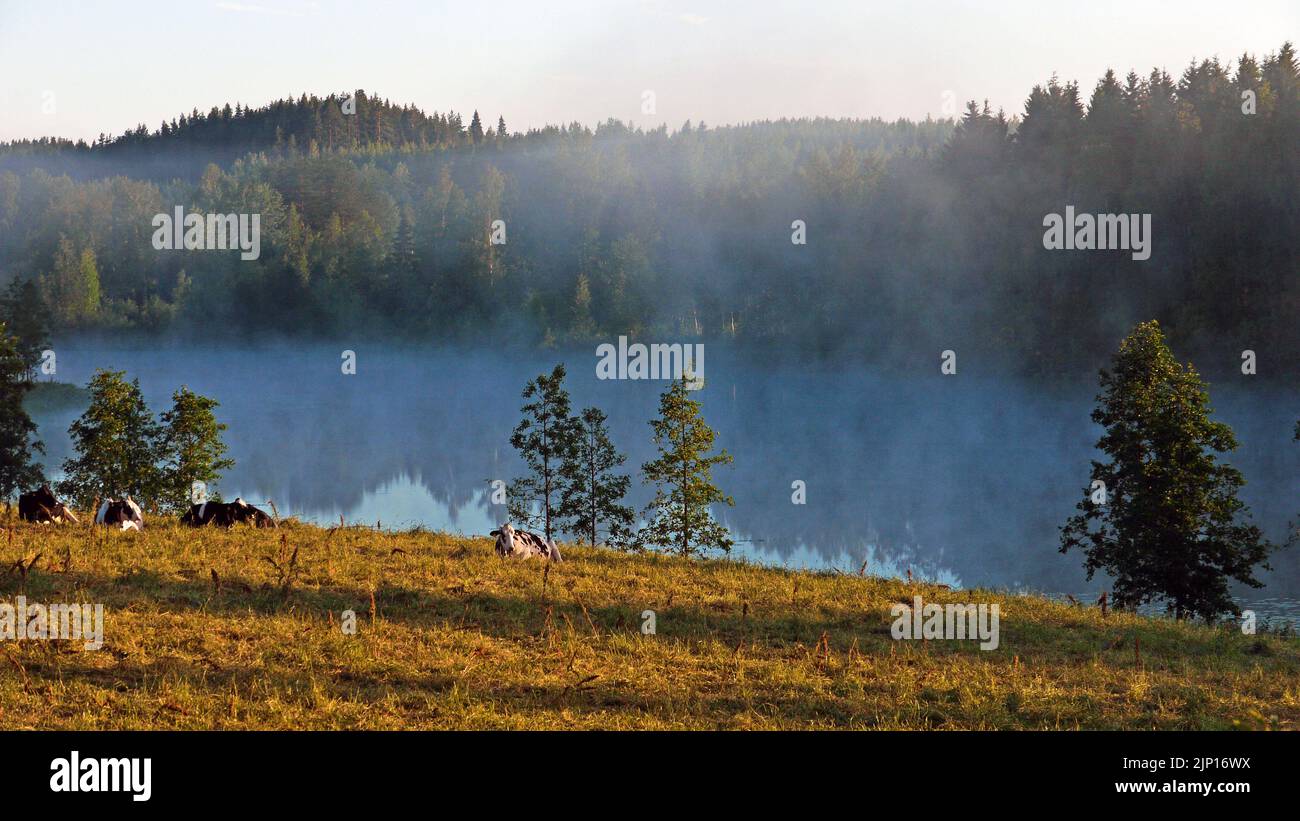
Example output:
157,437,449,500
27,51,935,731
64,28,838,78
30,341,1300,625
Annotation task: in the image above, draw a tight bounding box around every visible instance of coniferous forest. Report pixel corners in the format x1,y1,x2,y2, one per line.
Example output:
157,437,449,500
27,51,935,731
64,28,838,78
1,45,1296,379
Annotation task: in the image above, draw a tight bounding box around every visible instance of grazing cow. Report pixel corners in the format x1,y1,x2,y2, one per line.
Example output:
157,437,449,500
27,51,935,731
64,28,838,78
489,523,562,562
17,485,80,524
17,483,79,522
96,497,144,531
181,498,276,528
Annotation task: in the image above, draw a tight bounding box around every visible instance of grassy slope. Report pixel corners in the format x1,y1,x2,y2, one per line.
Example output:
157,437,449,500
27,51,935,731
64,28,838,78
0,519,1296,730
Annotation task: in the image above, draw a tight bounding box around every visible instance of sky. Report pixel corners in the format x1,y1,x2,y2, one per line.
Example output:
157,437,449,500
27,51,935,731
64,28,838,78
1,0,1296,143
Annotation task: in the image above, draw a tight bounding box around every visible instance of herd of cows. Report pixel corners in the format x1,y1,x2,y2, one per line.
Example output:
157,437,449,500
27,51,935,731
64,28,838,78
14,485,564,561
16,484,276,531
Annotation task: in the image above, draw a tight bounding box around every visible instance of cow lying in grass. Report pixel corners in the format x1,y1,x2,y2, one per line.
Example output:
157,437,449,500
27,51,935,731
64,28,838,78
18,485,80,524
96,497,144,531
490,523,562,562
181,498,276,528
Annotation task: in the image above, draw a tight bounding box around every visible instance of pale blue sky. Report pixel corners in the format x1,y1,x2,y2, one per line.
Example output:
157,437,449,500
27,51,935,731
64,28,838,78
1,0,1296,142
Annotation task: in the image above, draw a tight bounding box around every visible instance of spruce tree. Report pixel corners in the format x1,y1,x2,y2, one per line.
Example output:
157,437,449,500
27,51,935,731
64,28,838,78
0,278,52,380
507,364,578,539
1291,421,1300,548
1060,321,1273,620
641,376,734,556
469,110,485,144
0,324,43,499
558,407,635,547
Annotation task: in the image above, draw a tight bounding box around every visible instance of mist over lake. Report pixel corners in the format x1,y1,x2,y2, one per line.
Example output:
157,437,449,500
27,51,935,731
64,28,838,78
32,341,1300,620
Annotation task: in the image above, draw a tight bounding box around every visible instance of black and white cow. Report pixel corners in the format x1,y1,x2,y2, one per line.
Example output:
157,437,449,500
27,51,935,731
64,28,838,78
96,497,144,531
489,523,562,562
17,484,79,524
181,498,276,528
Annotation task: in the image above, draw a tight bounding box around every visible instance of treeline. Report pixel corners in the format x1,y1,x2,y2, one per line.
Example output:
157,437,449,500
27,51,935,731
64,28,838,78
0,44,1297,377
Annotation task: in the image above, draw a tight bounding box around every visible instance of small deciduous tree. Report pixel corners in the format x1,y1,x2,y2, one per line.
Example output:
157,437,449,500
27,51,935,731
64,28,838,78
507,364,578,539
59,370,162,509
558,406,635,547
157,386,235,513
1060,321,1273,620
641,376,734,556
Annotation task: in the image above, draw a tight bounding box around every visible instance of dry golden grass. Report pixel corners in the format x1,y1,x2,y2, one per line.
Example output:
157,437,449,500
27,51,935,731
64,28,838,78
0,518,1296,729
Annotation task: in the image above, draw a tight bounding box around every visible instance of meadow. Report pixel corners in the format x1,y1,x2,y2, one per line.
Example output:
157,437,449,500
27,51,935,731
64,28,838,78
0,518,1296,730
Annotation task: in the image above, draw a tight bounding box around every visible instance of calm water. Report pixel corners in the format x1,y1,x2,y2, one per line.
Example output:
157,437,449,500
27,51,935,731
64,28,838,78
32,342,1300,624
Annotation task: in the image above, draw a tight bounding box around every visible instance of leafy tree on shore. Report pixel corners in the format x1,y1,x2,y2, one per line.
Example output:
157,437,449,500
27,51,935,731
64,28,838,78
641,376,734,556
1060,321,1274,620
507,364,578,540
59,370,162,509
157,386,235,513
558,406,635,548
0,324,43,498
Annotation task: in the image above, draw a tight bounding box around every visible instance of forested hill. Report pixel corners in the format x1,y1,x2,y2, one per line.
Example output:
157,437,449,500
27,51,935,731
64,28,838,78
0,91,480,175
0,90,944,180
1,44,1298,378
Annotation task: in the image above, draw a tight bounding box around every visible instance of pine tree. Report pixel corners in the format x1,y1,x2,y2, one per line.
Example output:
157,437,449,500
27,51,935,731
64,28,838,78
640,376,734,556
157,386,234,513
496,116,508,140
0,324,43,499
59,370,163,509
507,364,578,539
558,407,635,547
1060,321,1273,620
